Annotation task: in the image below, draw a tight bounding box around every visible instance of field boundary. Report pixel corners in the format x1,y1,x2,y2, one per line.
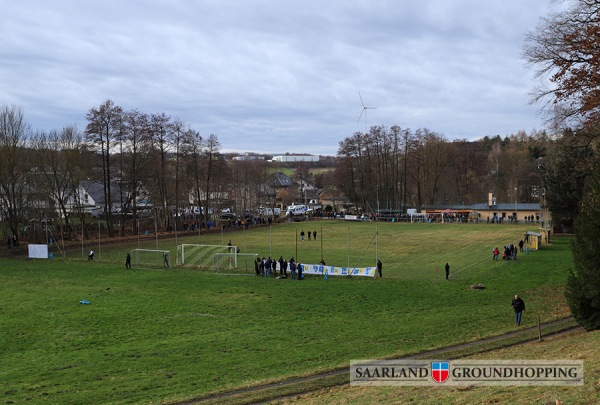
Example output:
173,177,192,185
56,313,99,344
180,316,579,405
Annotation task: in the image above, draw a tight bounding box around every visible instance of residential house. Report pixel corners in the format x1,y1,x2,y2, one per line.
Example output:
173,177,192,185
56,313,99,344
264,172,293,209
64,180,125,218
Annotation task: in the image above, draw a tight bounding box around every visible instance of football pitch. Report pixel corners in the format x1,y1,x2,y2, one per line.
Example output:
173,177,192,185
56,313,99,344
0,221,572,404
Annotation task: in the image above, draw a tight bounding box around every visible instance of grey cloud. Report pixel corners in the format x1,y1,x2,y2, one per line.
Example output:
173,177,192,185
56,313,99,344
0,0,553,155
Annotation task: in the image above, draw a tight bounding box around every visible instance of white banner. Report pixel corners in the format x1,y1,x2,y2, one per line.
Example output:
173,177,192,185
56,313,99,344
301,264,376,278
28,244,49,259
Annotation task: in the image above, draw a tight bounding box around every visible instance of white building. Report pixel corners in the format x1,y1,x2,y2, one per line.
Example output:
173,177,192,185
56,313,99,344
271,155,319,163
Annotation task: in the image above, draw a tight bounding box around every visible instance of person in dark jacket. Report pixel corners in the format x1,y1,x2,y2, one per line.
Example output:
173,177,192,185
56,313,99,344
290,261,297,279
511,294,526,326
445,262,450,280
254,257,261,276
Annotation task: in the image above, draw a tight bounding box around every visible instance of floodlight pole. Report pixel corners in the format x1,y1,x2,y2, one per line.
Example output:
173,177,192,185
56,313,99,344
320,225,323,261
375,226,378,265
376,186,379,221
269,224,272,257
154,209,159,252
98,222,101,261
515,187,518,222
175,219,178,263
347,226,350,269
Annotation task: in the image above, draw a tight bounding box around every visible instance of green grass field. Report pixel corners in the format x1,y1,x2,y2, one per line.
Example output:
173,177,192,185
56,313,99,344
0,221,573,404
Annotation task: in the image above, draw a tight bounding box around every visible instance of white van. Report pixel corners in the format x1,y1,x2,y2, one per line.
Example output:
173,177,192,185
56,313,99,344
286,204,307,216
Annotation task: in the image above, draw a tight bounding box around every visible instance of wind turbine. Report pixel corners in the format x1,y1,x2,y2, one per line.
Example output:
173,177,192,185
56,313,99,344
357,91,377,135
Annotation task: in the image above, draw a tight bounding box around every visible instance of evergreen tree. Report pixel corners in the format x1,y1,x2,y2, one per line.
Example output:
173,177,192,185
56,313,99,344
566,163,600,330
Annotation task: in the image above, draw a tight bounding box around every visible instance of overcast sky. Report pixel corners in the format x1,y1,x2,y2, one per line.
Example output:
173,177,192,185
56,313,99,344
1,1,558,155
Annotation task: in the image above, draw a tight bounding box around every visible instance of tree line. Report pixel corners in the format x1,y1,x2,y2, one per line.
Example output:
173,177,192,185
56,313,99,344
0,101,273,243
334,126,548,214
1,98,582,245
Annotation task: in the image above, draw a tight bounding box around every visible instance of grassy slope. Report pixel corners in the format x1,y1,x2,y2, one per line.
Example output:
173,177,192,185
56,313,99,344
285,329,600,405
0,222,573,404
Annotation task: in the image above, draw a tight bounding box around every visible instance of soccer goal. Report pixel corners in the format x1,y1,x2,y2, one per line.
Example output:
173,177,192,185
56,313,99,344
131,249,171,269
214,253,259,274
177,244,237,270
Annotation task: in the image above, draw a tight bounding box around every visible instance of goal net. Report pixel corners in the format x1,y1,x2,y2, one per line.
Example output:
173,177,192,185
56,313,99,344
131,249,171,269
214,253,259,274
178,244,237,270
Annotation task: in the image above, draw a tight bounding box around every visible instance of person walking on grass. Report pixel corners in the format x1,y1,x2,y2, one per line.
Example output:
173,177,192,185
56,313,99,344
445,262,450,280
511,294,525,326
125,252,131,269
377,259,383,278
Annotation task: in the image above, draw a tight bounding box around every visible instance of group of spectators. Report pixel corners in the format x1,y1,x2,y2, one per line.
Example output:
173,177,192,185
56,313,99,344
488,214,541,224
254,256,304,280
299,230,318,241
493,239,525,261
179,215,279,233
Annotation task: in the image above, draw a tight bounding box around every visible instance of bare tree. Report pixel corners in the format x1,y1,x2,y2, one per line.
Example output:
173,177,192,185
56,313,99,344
171,119,186,231
0,105,31,239
31,126,82,235
524,0,600,128
85,100,123,237
336,135,359,209
183,129,204,219
63,131,93,239
202,134,221,225
446,139,488,204
148,112,173,229
420,130,453,205
121,109,150,234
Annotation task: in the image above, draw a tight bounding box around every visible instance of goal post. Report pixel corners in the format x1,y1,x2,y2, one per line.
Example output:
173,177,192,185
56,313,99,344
131,249,171,269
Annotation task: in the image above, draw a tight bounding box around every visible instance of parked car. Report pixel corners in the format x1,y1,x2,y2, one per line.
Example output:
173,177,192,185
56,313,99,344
220,212,236,220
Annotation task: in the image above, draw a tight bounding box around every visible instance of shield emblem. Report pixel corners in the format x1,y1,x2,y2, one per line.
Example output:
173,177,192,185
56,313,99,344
431,362,449,383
